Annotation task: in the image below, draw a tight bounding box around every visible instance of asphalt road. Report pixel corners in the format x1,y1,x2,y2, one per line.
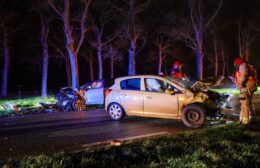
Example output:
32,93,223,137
0,109,189,159
1,95,260,159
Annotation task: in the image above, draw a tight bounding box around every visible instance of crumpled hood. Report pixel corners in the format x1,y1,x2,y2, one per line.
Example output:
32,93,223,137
181,90,209,105
190,92,209,103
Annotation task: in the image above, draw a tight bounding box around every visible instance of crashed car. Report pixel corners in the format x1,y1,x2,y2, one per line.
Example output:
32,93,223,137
105,75,228,128
56,80,109,111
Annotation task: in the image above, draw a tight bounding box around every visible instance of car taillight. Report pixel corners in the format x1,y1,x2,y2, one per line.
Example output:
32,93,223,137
105,89,112,97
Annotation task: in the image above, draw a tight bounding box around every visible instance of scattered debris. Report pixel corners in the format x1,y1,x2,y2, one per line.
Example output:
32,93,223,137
1,103,17,111
111,140,123,146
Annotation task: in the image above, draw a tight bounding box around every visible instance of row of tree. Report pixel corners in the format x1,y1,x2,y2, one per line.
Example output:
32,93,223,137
0,0,260,97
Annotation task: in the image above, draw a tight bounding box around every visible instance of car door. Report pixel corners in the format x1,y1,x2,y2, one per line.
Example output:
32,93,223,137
85,80,104,105
143,78,179,118
119,78,143,115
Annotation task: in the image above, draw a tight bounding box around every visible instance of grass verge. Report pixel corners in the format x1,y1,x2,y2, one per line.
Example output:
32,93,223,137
0,96,56,117
210,87,260,95
1,123,260,167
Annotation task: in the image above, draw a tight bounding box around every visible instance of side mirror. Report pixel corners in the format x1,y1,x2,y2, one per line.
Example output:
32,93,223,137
165,88,175,95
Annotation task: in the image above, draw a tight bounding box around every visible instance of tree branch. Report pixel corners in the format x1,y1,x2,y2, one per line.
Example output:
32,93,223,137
48,0,63,17
203,0,222,33
75,0,91,55
189,0,198,33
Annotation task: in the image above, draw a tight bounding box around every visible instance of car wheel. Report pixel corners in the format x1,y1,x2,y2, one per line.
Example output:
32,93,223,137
182,104,205,128
72,97,86,111
108,103,125,121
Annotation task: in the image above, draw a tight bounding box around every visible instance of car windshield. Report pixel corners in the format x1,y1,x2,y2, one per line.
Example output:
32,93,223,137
164,76,194,89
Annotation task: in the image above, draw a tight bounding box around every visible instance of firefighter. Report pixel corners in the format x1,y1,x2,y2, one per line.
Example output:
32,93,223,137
171,60,189,81
233,57,258,124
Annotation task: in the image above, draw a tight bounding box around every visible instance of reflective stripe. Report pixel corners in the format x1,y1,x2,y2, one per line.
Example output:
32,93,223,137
248,77,255,82
241,117,249,124
172,72,184,79
235,71,242,87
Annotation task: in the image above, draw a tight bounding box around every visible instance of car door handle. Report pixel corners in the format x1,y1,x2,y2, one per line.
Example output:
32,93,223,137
146,96,152,99
122,94,127,97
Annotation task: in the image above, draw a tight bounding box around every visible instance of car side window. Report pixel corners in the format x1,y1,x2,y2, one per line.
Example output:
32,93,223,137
91,81,104,89
145,78,181,94
120,78,141,91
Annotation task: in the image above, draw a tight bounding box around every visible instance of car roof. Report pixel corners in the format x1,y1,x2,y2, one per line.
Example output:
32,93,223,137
115,75,164,81
113,75,190,92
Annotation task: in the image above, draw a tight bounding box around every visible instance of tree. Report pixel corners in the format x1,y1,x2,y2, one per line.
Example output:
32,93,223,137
32,0,53,97
107,0,151,75
0,23,10,97
48,0,91,88
0,1,19,97
172,0,222,80
238,21,259,61
188,0,222,80
155,35,170,75
51,43,72,87
103,42,123,79
79,48,95,81
88,4,116,79
207,21,228,77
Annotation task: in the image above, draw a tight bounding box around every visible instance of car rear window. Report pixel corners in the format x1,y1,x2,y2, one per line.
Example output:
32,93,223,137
120,78,140,91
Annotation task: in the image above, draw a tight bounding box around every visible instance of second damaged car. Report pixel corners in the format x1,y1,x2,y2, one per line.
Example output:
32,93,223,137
56,80,111,111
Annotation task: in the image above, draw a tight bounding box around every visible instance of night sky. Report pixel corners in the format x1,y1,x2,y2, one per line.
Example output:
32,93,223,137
0,0,260,96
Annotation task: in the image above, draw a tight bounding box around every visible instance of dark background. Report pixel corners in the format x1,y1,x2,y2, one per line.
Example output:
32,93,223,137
0,0,260,96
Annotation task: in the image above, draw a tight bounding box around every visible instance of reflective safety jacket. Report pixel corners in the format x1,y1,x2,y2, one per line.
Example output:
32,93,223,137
172,71,184,79
235,62,257,90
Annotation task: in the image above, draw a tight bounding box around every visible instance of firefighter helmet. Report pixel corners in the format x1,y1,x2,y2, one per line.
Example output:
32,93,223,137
173,60,183,69
234,57,243,66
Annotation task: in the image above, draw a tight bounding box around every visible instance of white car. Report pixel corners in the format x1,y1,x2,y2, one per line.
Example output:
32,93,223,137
80,80,106,105
105,75,222,128
57,80,110,111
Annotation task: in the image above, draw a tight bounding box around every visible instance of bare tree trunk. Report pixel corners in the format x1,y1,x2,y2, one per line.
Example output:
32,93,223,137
110,52,114,79
128,0,136,75
1,30,9,97
188,0,222,80
128,39,136,75
40,18,49,98
158,46,162,75
213,39,218,77
48,0,91,88
62,0,78,88
245,47,250,62
196,32,203,80
97,44,103,79
238,24,243,58
164,66,168,75
64,56,72,87
89,52,94,81
41,36,49,97
221,43,226,76
67,49,79,88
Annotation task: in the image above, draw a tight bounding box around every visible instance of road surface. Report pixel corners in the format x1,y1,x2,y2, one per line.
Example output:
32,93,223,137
0,109,189,159
0,95,260,159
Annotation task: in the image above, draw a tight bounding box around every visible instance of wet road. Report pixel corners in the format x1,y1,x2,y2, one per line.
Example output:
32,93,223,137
0,109,189,159
1,95,260,159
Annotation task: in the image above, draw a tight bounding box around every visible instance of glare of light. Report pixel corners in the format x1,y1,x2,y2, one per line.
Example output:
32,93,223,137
179,97,185,101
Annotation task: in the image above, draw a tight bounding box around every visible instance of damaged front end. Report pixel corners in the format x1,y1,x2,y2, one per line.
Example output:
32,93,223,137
190,82,230,116
55,87,86,111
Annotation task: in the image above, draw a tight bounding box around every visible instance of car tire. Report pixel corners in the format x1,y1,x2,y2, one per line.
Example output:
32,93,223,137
72,97,86,111
108,103,125,121
182,104,205,128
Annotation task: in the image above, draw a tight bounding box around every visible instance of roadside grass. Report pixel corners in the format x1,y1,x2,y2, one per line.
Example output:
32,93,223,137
210,87,260,95
1,123,260,167
0,96,56,117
